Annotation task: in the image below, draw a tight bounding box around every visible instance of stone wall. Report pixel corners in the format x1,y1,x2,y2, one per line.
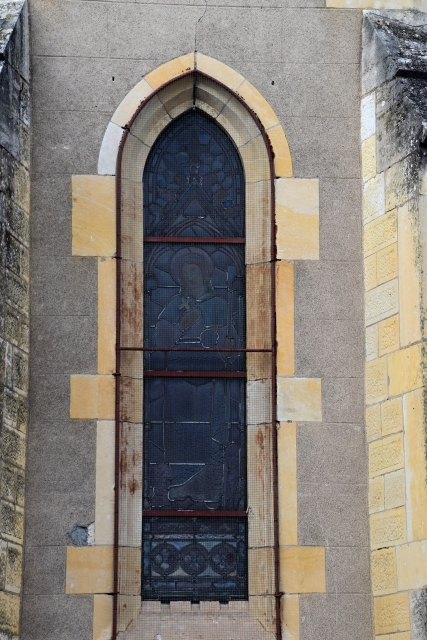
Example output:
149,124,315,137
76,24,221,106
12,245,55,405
362,10,427,640
0,1,29,638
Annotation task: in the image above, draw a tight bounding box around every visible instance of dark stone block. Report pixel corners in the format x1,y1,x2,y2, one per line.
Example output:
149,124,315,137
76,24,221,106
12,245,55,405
23,546,66,595
21,595,93,640
300,594,372,640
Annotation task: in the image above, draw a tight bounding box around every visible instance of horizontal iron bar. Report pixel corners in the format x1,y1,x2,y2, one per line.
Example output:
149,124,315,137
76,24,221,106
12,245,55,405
120,347,272,352
143,510,247,517
144,237,245,243
143,370,246,378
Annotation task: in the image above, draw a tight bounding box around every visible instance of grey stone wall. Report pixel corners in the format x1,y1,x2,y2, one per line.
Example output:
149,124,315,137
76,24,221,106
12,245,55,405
0,1,29,637
22,2,371,639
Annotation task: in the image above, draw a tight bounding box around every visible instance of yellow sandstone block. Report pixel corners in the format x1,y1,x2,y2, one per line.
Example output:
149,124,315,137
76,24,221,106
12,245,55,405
366,404,381,441
366,357,387,405
276,179,319,261
398,202,422,347
375,634,410,640
93,594,113,640
281,594,299,640
239,135,270,182
196,53,245,91
95,421,115,545
277,378,322,422
371,547,397,595
72,176,116,257
378,314,399,356
369,476,384,513
374,592,410,635
267,125,293,178
364,253,377,291
98,257,116,375
278,423,297,545
377,243,398,285
397,540,427,590
66,546,114,594
145,53,194,90
237,79,280,130
370,507,406,550
363,172,385,224
369,433,404,477
404,388,427,541
117,595,141,633
385,469,405,510
388,342,423,397
249,547,275,595
0,591,20,634
280,546,326,594
70,375,115,420
364,210,397,257
366,323,379,361
381,397,403,435
276,261,294,376
111,78,152,128
362,134,376,181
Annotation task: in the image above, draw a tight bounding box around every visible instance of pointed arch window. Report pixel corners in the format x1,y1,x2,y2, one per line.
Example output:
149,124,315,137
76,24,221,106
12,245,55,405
142,110,248,602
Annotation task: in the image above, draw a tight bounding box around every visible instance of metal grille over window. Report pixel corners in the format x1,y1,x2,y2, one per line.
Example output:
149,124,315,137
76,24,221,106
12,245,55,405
117,72,277,638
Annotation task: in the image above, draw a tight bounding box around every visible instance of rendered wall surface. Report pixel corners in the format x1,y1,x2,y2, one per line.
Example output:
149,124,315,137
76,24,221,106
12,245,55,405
22,2,370,640
0,2,29,638
362,10,427,640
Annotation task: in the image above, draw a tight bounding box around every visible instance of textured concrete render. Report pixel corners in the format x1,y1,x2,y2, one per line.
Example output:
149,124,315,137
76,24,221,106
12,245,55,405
23,2,370,639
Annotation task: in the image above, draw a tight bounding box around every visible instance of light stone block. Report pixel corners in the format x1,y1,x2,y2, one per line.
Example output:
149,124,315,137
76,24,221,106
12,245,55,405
385,469,405,510
0,591,20,634
361,92,376,141
93,594,113,640
276,261,294,377
369,433,404,477
145,54,195,91
370,507,406,549
117,595,141,633
378,314,399,356
388,343,423,397
98,257,116,375
111,78,152,128
364,209,397,257
72,176,116,257
158,77,193,119
366,357,388,406
362,134,376,181
365,279,399,326
364,253,377,291
249,547,275,595
398,202,422,347
237,80,280,131
377,243,398,285
277,378,322,423
371,548,397,595
66,546,114,594
369,476,384,514
246,180,271,266
366,404,381,441
397,540,427,590
247,423,274,548
196,53,245,92
374,592,410,635
363,172,385,224
268,125,293,178
247,380,272,426
118,547,141,595
249,595,276,637
278,422,297,546
130,95,171,148
95,421,115,546
279,546,326,594
385,157,417,212
281,594,299,640
98,121,124,176
404,388,427,541
246,263,272,350
239,135,270,183
217,96,261,149
276,178,319,261
366,323,379,362
70,375,115,420
381,397,403,436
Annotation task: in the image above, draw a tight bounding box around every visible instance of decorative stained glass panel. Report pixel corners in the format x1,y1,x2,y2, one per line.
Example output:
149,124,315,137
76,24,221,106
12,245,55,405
142,108,247,602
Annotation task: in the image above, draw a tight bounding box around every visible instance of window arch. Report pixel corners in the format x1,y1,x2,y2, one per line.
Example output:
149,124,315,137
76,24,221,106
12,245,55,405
117,72,277,638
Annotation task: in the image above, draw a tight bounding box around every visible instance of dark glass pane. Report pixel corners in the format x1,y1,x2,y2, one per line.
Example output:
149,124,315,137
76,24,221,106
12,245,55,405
143,110,245,238
143,377,246,512
142,516,247,601
144,242,245,371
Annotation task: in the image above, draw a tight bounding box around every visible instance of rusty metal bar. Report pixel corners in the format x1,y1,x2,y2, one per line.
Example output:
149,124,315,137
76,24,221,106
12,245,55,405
143,510,247,517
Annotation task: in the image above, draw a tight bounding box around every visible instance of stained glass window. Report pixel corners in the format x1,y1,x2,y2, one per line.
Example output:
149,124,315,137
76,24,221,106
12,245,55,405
142,110,247,602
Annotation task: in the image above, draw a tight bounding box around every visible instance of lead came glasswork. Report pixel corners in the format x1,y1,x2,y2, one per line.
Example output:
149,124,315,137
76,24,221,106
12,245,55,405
142,109,247,602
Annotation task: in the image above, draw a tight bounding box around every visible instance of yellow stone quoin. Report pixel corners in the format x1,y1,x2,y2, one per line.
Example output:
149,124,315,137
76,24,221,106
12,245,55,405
279,547,326,594
71,175,116,256
66,546,114,594
276,179,319,261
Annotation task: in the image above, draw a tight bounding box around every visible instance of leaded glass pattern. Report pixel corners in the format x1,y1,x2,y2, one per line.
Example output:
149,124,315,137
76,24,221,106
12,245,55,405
142,109,247,602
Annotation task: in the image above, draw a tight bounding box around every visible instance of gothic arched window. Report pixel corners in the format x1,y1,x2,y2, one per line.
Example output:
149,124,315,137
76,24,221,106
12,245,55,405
142,110,247,602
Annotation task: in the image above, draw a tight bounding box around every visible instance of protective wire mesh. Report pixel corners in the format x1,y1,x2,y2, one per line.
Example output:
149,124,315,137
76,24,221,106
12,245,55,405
117,73,277,639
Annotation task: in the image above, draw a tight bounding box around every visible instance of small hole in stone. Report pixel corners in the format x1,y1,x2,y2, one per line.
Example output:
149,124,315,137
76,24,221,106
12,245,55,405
271,80,275,85
112,76,115,81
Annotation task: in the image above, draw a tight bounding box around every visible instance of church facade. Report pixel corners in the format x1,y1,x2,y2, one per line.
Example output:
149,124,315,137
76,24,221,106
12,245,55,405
2,0,427,638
